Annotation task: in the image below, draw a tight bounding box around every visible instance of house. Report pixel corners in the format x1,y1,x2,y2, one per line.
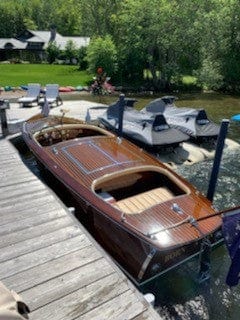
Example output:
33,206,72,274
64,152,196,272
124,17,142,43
0,38,27,61
0,28,90,62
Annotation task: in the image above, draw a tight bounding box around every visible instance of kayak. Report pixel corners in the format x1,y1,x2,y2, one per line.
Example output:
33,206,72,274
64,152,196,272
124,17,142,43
59,87,72,92
232,114,240,121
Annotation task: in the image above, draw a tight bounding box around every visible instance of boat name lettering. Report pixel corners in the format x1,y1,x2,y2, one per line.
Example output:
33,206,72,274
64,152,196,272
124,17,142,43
164,247,186,263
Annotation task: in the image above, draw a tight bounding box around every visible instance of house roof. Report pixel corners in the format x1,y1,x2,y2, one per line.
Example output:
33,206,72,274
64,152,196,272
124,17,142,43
0,30,90,51
27,30,90,49
28,30,62,44
53,36,90,50
0,38,27,50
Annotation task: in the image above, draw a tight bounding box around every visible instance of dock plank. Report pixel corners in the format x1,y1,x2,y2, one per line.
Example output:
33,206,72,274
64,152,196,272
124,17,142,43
0,197,63,225
3,246,103,292
0,188,51,207
0,164,34,176
0,191,57,211
22,258,115,311
30,273,130,319
0,179,46,200
0,234,90,279
0,208,67,236
0,216,74,248
0,154,22,162
77,290,147,320
0,225,81,263
0,172,38,187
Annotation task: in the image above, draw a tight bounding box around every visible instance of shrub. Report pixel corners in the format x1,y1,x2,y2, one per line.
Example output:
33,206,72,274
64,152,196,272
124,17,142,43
86,35,117,76
46,41,60,64
195,58,223,91
64,40,77,64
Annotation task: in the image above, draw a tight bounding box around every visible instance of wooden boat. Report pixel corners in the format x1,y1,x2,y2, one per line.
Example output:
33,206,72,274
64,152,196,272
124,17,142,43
22,113,223,284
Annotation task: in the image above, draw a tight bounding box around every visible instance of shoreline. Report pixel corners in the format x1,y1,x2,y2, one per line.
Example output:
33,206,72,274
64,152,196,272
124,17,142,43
0,88,91,101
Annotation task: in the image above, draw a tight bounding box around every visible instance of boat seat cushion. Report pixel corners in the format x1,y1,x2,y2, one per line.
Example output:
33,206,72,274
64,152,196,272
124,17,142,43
113,187,174,214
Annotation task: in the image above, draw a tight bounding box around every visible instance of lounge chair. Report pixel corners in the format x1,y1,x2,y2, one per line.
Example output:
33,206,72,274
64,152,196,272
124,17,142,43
44,84,62,107
18,83,41,107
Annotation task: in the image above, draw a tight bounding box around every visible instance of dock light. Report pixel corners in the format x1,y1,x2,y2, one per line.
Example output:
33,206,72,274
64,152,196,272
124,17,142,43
144,293,155,306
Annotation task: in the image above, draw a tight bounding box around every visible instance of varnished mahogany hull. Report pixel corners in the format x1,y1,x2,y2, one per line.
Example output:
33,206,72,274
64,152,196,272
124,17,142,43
22,115,223,283
72,197,222,282
93,215,221,282
42,170,222,283
32,168,222,282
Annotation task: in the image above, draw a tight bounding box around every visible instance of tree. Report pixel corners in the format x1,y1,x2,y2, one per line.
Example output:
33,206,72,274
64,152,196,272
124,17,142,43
220,0,240,91
195,58,223,90
77,47,88,70
0,1,26,37
79,0,120,36
86,35,117,76
23,18,37,30
64,40,77,64
46,41,60,63
115,0,198,89
192,0,238,91
2,0,240,92
54,0,82,35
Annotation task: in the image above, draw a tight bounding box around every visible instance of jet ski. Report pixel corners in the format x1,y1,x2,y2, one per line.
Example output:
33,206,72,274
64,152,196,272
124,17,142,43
142,96,220,143
99,97,189,152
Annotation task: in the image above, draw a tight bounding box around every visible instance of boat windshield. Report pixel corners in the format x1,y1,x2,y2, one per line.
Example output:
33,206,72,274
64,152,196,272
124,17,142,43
93,166,190,214
33,124,114,146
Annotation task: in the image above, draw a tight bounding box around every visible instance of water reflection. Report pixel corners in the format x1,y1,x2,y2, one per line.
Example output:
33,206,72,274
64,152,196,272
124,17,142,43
177,148,240,210
148,245,240,320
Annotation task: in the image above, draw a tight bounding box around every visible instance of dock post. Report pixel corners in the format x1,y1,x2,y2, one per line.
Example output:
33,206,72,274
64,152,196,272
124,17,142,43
118,94,125,137
198,238,211,283
0,99,10,137
207,119,229,202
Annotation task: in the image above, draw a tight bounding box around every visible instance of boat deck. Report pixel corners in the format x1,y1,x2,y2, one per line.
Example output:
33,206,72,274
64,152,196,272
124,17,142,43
114,186,175,214
0,137,160,320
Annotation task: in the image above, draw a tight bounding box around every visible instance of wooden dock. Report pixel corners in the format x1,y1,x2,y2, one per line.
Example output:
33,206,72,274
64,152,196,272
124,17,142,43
0,137,160,320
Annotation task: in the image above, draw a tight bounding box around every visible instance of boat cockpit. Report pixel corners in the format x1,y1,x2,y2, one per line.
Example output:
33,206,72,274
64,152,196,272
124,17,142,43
93,166,190,214
33,123,115,147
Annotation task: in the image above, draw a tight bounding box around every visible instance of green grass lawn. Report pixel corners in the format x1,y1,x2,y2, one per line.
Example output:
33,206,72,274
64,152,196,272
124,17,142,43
0,64,198,89
0,64,93,87
1,63,239,134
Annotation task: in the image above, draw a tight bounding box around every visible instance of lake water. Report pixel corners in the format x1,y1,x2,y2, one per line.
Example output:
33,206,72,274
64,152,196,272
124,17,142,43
17,93,240,320
148,146,240,320
144,117,240,320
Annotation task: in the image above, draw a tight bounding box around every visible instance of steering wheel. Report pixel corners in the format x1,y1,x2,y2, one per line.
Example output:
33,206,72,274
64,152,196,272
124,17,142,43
39,125,64,144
